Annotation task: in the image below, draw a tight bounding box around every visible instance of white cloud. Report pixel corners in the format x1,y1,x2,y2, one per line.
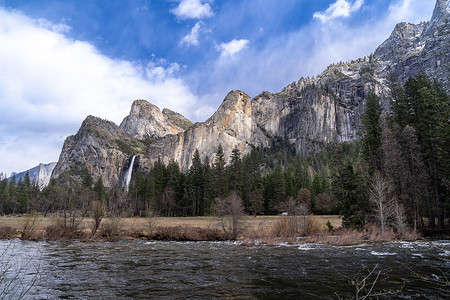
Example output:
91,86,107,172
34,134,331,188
216,39,249,57
0,7,199,175
313,0,364,23
180,21,203,46
171,0,214,20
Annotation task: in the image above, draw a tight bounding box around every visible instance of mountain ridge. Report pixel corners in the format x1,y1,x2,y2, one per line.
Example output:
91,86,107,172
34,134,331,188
51,0,449,187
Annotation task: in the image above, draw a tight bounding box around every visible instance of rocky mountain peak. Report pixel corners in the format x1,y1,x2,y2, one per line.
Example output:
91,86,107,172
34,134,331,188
119,99,189,139
424,0,450,36
206,90,252,139
374,22,426,62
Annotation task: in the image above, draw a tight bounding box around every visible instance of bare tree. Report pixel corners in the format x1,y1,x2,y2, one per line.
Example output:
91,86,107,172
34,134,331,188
147,209,159,236
91,199,105,237
279,196,302,235
314,193,332,214
369,172,395,234
213,191,245,239
296,188,311,234
336,264,401,299
393,201,409,237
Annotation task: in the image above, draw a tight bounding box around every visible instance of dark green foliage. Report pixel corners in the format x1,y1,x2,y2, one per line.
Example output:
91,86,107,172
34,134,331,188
187,149,204,216
115,138,145,155
334,165,368,228
94,177,108,201
390,73,449,228
212,144,228,198
228,147,242,194
361,92,382,172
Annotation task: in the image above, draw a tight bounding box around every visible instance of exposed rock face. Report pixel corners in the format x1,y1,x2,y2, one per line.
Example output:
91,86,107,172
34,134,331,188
143,91,255,171
374,0,449,91
9,162,57,189
51,0,449,185
119,100,192,139
52,116,144,187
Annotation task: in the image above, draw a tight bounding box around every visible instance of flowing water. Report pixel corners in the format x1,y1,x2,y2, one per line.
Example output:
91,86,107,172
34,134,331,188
124,155,136,193
0,239,448,299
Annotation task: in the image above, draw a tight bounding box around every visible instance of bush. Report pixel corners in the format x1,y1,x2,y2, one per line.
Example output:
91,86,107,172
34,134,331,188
45,219,85,240
99,218,122,241
0,226,16,239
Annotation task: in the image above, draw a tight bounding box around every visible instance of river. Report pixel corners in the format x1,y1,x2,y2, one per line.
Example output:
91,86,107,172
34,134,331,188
0,239,448,299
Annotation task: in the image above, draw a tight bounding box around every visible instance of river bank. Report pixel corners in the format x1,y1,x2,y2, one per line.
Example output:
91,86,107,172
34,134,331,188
0,214,425,245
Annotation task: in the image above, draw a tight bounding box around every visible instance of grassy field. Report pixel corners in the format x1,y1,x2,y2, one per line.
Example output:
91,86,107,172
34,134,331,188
0,214,343,240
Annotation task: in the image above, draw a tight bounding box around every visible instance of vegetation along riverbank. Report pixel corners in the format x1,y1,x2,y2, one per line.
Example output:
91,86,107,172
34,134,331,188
0,213,424,245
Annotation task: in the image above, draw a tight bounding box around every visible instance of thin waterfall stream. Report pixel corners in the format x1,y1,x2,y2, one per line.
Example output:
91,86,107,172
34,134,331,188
124,155,136,192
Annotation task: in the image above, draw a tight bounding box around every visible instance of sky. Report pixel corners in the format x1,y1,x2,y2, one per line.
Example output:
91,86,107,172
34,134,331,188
0,0,436,176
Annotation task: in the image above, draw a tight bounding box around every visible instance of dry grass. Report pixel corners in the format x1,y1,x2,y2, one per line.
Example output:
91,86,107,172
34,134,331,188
0,214,343,242
0,214,422,244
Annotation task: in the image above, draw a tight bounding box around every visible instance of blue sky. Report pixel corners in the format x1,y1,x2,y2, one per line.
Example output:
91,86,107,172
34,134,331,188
0,0,436,175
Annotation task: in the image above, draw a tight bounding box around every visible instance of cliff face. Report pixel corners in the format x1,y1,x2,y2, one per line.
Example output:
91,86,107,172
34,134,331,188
143,91,255,171
374,0,449,91
51,0,449,186
52,116,145,187
9,162,57,189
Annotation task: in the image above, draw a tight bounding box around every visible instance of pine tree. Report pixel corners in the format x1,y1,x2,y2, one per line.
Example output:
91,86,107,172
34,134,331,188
271,165,286,213
187,149,204,216
396,74,449,228
361,92,382,172
401,125,430,229
16,178,29,213
213,144,228,198
228,146,242,194
334,164,368,228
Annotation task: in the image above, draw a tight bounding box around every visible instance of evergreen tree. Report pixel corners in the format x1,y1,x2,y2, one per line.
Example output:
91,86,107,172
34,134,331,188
213,144,228,198
401,125,430,229
187,149,204,216
334,164,368,228
93,177,108,201
228,146,242,194
202,156,214,215
271,165,286,213
293,155,311,190
0,179,10,214
361,92,382,172
394,74,449,228
16,177,29,213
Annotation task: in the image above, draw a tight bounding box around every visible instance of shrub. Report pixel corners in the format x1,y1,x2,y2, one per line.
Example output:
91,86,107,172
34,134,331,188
0,226,16,239
99,218,122,241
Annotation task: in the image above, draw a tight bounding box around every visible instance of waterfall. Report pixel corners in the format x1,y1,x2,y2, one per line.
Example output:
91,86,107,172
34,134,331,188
124,155,136,192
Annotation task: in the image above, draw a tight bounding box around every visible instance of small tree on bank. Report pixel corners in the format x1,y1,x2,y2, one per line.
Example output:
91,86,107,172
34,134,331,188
214,190,244,239
369,172,395,234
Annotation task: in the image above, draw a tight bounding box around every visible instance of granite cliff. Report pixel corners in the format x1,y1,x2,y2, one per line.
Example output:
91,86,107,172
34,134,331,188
9,162,57,189
51,0,449,187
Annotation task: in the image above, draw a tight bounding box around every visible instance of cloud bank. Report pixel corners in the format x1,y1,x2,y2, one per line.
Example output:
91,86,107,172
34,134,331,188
0,7,199,175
